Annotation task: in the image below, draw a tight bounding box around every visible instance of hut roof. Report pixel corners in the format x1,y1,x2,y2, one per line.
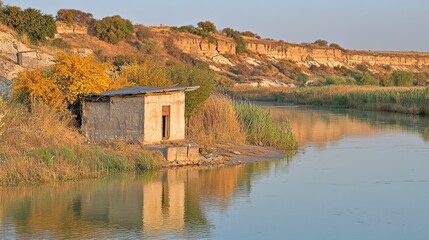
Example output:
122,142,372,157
83,86,199,99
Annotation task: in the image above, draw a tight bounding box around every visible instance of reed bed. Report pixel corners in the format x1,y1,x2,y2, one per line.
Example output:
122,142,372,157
189,95,246,148
0,99,162,185
190,94,298,150
234,101,297,150
233,85,429,115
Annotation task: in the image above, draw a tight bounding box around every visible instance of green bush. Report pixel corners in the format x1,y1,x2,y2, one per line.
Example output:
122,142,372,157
222,28,246,54
355,72,379,86
167,62,216,117
56,9,93,26
197,21,217,33
272,60,302,80
314,39,328,47
297,73,309,83
137,38,161,56
391,71,414,86
241,31,261,39
172,25,216,43
94,15,134,44
324,76,357,85
413,72,428,86
0,5,56,44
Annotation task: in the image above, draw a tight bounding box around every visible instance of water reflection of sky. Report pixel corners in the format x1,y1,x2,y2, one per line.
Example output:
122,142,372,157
1,105,429,239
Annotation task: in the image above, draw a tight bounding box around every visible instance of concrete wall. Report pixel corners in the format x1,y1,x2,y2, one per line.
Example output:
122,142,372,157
82,92,185,144
82,96,145,141
143,92,185,144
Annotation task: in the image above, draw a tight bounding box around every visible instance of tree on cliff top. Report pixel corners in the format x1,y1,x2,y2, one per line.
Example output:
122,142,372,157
222,28,246,54
56,9,94,26
197,21,217,33
94,15,134,44
314,39,328,47
0,5,56,44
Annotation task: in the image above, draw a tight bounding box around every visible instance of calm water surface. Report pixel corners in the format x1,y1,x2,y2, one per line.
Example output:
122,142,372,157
1,105,429,239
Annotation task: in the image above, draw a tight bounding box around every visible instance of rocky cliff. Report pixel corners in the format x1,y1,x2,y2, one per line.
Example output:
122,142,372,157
245,38,429,68
0,32,53,79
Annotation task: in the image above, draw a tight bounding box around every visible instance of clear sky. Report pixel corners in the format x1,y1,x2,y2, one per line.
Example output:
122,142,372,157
3,0,429,52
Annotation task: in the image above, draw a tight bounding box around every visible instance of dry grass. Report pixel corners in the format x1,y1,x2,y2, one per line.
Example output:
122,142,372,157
0,24,17,37
0,99,162,185
189,95,246,148
189,94,297,151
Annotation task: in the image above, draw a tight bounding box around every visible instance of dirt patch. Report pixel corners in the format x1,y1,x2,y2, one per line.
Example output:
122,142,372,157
214,144,285,163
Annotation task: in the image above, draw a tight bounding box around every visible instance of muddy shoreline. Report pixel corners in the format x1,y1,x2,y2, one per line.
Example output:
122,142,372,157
162,144,286,168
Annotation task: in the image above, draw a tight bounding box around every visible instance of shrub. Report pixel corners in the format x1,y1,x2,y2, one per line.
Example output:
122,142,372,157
297,73,309,83
48,38,70,49
137,38,161,56
172,24,216,43
314,39,328,47
272,60,302,80
135,25,154,40
94,15,134,44
13,52,111,108
56,9,93,26
197,21,217,33
356,72,379,86
329,43,343,49
324,76,357,85
356,64,368,72
116,60,170,88
167,62,216,118
0,5,56,44
375,73,392,86
222,28,246,54
241,31,260,39
391,71,414,86
413,72,428,86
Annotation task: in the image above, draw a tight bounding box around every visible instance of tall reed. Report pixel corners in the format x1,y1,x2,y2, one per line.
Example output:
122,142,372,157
234,101,297,150
189,95,246,148
233,85,429,115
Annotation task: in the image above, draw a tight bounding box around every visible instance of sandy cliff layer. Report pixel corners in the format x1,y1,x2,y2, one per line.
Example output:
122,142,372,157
245,38,429,67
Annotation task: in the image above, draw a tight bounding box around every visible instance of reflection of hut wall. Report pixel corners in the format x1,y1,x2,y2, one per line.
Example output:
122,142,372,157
143,170,185,235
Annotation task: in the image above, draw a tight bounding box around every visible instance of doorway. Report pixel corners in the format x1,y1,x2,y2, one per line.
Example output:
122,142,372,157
162,106,170,140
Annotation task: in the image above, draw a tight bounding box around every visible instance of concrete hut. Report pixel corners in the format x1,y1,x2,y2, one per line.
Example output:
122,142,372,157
81,86,199,144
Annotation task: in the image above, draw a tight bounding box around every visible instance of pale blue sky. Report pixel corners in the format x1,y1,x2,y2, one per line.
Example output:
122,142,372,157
3,0,429,52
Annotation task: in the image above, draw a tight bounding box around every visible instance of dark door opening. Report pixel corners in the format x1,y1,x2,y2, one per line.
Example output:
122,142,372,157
162,106,170,140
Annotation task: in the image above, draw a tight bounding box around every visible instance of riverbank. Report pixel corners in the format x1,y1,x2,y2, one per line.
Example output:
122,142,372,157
232,85,429,115
0,96,297,185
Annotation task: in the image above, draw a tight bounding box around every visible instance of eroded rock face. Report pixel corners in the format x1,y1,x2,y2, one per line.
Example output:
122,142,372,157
171,34,236,58
245,39,429,68
0,32,54,79
56,22,88,35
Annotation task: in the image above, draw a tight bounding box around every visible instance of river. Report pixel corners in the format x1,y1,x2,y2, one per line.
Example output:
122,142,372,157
1,105,429,239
